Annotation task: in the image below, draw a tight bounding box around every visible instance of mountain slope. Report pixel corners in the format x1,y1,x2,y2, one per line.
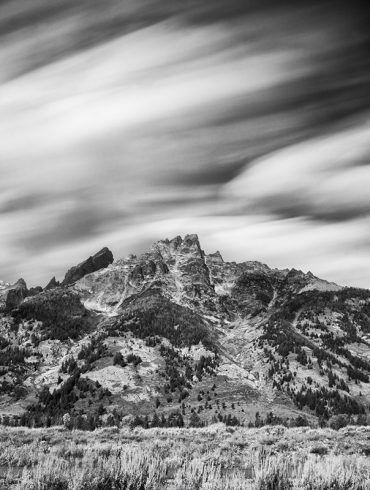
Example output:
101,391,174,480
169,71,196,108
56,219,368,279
0,234,369,428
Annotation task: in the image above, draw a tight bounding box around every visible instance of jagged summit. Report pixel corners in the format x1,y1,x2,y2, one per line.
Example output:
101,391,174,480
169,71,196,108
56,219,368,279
1,235,342,316
45,276,60,290
207,251,224,264
153,234,204,260
72,234,213,313
65,234,342,317
61,246,114,286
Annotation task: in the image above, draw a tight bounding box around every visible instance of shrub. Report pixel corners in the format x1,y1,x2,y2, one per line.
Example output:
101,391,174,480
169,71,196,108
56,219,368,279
62,413,72,430
309,444,328,455
126,353,142,366
328,414,348,430
256,465,292,490
113,352,126,367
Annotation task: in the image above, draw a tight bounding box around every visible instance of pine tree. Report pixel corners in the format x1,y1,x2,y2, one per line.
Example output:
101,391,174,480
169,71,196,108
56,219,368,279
189,411,202,428
151,412,160,427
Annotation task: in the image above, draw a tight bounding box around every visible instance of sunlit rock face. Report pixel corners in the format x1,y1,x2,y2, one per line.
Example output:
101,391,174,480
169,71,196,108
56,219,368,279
72,234,212,314
71,234,340,319
0,278,29,310
0,235,343,321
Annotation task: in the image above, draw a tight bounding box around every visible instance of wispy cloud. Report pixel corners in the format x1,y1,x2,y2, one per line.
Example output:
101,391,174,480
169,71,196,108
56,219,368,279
225,121,370,221
0,1,370,287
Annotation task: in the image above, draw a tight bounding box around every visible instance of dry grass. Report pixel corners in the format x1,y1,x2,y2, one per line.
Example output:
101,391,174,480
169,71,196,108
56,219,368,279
0,425,368,489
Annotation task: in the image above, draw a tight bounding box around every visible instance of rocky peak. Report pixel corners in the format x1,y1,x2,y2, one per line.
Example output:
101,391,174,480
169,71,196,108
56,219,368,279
285,267,320,284
170,235,183,250
130,250,169,283
284,268,306,282
62,247,114,286
151,234,204,264
71,235,215,313
0,278,29,310
241,261,270,272
70,233,344,318
207,251,224,265
45,276,60,290
182,234,203,257
15,278,27,288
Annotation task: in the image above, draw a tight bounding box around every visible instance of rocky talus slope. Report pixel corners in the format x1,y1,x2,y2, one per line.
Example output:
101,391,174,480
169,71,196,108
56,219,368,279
0,234,369,428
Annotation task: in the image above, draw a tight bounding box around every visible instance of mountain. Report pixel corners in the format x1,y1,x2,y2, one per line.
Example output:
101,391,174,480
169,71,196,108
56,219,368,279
0,234,369,429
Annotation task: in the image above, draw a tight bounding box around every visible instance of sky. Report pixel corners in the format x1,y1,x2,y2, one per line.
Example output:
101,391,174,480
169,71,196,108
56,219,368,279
0,0,370,288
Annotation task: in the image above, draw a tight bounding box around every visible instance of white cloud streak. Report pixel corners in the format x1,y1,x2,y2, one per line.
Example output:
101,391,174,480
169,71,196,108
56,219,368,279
0,5,369,289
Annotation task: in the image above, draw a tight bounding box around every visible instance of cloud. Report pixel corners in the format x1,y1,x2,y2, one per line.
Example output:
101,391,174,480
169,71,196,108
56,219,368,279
225,120,370,222
0,1,370,289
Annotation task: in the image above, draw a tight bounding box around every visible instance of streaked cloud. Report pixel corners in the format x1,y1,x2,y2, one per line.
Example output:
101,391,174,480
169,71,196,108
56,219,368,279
0,1,370,288
225,120,370,221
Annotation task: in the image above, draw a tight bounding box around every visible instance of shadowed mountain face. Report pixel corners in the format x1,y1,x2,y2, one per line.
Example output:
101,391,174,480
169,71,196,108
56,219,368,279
1,0,370,289
61,247,114,286
0,235,369,428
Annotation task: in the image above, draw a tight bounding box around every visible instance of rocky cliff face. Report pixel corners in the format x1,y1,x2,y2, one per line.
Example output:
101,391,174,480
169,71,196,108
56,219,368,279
73,234,214,314
72,234,340,321
0,278,28,310
45,277,60,290
61,247,114,286
0,234,369,429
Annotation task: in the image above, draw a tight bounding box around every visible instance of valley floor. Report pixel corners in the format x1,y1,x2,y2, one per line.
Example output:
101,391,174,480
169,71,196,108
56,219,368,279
0,424,369,489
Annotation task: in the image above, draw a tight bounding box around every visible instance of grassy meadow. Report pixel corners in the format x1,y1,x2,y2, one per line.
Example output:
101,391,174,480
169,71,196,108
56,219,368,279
0,424,369,489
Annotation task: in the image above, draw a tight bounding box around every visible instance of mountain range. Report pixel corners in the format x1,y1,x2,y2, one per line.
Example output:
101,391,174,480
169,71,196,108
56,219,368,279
0,234,369,429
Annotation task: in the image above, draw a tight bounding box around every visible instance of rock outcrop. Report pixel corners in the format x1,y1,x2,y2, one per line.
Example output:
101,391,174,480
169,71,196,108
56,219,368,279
72,234,215,313
45,276,60,290
207,251,224,265
0,278,29,310
69,234,345,322
62,247,114,286
28,286,43,297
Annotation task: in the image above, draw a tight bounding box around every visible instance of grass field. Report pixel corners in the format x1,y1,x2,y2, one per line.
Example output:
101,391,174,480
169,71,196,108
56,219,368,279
0,424,369,489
